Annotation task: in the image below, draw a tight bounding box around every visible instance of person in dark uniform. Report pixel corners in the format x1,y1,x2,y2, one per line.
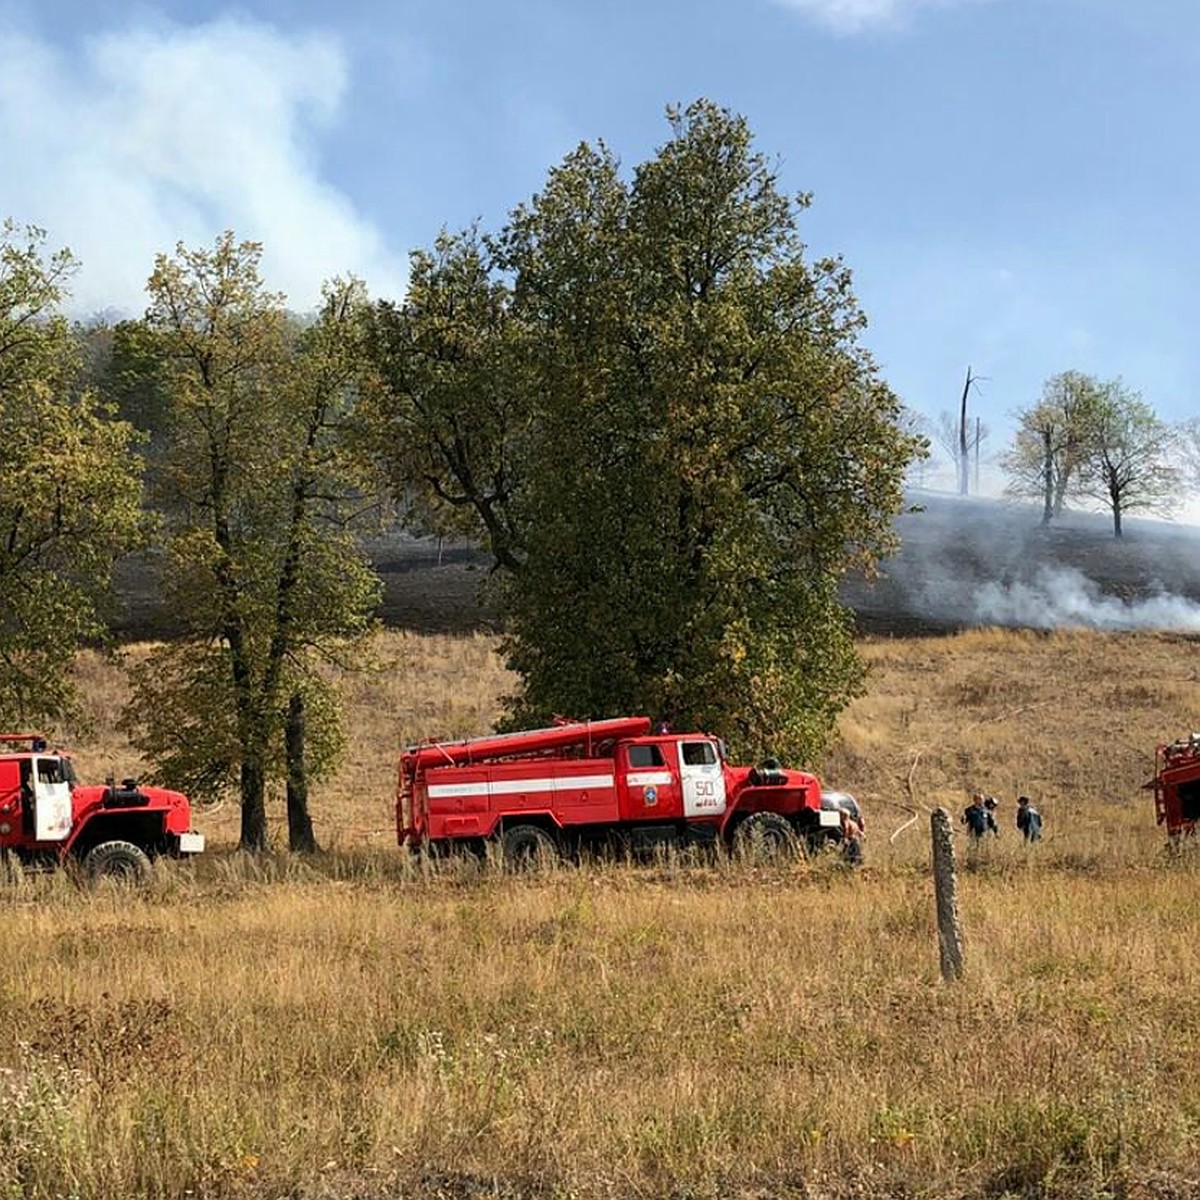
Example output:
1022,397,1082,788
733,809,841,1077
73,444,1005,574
1016,795,1043,842
962,794,989,840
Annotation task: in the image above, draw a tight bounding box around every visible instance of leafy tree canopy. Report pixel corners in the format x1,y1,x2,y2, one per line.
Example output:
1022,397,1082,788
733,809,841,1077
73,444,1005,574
124,234,380,849
1075,379,1178,538
364,101,923,763
0,220,143,726
1002,370,1178,537
1001,370,1106,523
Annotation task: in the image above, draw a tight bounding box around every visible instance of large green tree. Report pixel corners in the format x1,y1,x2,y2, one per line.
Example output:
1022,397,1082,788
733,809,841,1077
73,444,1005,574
365,102,922,763
124,234,380,850
0,221,143,725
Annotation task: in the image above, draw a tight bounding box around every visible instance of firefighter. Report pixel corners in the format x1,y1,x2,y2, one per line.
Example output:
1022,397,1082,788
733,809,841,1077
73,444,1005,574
961,794,989,840
840,807,864,865
1016,795,1043,842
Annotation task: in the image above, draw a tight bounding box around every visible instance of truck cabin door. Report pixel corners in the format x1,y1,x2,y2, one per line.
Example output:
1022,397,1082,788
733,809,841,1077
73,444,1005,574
622,743,681,820
32,756,72,842
678,740,727,819
1179,779,1200,827
0,761,22,844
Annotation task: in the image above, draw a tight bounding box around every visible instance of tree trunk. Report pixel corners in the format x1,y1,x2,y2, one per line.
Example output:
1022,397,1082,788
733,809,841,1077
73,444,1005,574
958,368,971,497
1041,428,1053,525
239,757,269,852
1112,498,1123,539
286,692,318,854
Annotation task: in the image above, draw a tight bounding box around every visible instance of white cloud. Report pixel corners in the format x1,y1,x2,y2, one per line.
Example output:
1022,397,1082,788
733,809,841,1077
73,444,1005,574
0,17,407,315
770,0,993,34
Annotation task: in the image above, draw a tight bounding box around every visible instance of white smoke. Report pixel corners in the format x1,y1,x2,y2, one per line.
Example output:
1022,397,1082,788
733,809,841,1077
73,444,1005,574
971,566,1200,632
842,492,1200,635
0,18,407,315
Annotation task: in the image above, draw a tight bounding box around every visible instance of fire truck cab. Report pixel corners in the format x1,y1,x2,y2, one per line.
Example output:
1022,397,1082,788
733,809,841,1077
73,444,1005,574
398,716,846,863
0,733,205,881
1148,733,1200,840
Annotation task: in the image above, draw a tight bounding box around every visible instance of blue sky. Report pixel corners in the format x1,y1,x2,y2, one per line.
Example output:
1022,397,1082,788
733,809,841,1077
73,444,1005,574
1,0,1196,487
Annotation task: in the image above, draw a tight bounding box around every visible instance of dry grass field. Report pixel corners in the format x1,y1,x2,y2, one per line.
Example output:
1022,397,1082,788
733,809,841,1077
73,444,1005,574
4,628,1200,1199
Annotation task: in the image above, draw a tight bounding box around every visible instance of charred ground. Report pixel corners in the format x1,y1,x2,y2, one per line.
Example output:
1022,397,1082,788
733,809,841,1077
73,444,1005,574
109,491,1200,640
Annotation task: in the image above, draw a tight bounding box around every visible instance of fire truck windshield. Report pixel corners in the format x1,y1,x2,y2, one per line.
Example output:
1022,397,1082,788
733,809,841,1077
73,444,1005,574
35,757,74,788
681,742,717,766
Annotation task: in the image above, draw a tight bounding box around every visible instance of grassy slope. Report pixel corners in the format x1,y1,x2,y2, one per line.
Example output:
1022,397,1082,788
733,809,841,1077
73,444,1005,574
4,629,1199,1200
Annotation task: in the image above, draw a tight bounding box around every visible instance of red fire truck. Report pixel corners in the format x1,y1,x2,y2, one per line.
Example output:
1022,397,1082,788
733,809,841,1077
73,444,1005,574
0,733,205,881
1147,732,1200,840
397,716,848,863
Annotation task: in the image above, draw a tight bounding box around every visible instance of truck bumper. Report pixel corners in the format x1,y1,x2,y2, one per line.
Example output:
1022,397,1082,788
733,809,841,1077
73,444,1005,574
175,831,206,856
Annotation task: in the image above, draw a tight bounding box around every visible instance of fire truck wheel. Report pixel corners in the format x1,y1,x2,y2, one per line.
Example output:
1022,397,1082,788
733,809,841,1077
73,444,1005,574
501,824,559,870
83,840,153,885
733,812,801,863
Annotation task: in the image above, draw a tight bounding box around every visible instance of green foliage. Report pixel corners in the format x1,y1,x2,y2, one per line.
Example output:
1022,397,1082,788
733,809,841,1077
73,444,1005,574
365,101,920,763
123,234,381,844
124,641,347,802
98,319,174,444
1003,371,1178,536
359,228,531,566
0,220,143,726
1001,371,1107,520
1076,379,1179,536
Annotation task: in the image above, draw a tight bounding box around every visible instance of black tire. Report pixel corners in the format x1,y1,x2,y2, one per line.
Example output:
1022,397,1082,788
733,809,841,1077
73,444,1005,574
733,812,802,863
501,824,558,870
83,840,153,885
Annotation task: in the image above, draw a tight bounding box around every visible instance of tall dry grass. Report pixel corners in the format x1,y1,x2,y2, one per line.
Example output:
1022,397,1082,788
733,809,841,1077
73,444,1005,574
3,627,1198,1199
66,631,515,851
826,628,1200,867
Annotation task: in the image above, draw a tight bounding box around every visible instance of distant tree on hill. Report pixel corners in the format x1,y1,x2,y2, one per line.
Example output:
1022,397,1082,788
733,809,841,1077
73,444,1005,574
1075,381,1178,538
1181,417,1200,489
934,407,988,495
931,366,987,495
0,220,142,725
1001,371,1106,523
898,406,934,488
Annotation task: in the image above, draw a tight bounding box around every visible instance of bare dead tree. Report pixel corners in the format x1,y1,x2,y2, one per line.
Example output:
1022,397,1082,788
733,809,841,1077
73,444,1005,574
958,366,983,496
934,405,988,496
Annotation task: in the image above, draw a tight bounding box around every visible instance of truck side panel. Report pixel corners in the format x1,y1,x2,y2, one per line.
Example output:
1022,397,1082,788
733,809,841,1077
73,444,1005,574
420,759,622,841
0,760,23,846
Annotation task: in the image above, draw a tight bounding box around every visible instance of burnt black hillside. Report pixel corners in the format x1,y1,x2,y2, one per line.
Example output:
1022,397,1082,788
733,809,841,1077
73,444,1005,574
111,491,1200,639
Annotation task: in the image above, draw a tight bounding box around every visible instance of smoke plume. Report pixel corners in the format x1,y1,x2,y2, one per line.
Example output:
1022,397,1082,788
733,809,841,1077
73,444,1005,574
970,566,1200,632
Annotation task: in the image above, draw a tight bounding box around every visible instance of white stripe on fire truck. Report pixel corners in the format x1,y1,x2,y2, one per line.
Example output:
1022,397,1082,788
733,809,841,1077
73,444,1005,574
625,771,674,787
426,774,615,800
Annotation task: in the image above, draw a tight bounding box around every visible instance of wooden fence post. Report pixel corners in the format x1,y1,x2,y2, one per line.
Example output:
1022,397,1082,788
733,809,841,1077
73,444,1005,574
931,807,964,981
